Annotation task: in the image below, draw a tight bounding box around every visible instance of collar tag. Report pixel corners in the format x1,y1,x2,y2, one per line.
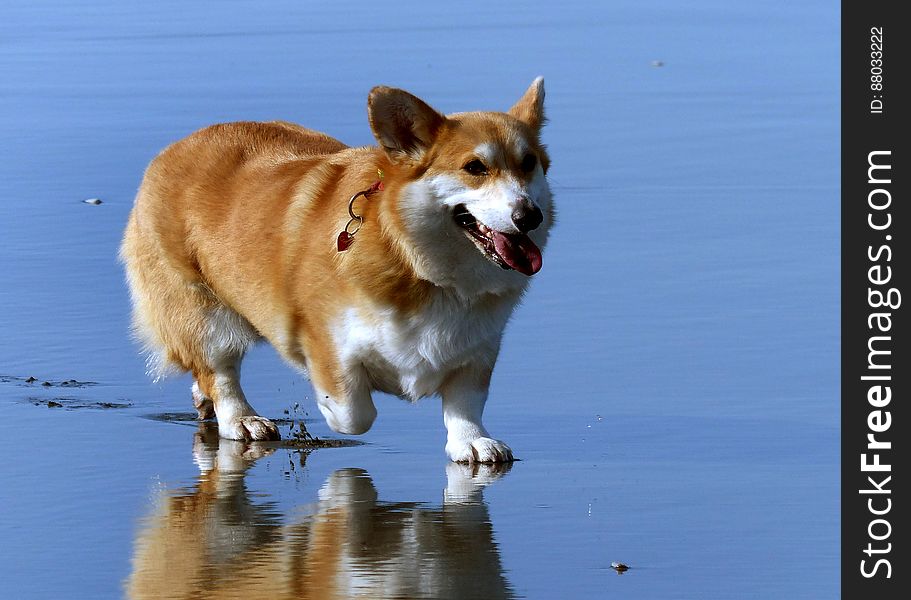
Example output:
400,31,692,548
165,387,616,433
337,170,384,252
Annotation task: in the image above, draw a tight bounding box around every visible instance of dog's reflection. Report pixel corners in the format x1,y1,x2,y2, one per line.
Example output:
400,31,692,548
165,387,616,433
127,424,514,599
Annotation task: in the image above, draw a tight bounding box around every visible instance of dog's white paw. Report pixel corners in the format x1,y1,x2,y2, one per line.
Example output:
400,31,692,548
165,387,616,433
446,436,514,464
219,415,280,442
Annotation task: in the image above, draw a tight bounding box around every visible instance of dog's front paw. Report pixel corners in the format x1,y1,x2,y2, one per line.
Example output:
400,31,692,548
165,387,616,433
446,436,514,464
219,415,281,442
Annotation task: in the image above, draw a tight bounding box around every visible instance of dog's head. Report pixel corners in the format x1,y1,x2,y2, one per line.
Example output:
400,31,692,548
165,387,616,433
368,78,553,296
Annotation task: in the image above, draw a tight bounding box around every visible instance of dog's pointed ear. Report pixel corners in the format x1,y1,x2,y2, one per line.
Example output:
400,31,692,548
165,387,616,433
508,76,546,131
368,87,445,161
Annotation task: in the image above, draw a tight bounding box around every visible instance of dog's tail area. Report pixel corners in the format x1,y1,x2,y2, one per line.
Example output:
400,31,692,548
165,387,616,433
120,210,180,380
119,202,233,382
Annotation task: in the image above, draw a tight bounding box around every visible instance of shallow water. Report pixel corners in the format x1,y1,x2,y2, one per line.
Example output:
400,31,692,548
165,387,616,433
0,1,839,598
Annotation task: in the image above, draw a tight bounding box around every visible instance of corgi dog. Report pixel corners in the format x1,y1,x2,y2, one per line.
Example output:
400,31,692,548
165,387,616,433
120,78,553,462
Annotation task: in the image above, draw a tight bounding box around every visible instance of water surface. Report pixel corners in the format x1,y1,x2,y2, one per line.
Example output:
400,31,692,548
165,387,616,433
0,1,839,598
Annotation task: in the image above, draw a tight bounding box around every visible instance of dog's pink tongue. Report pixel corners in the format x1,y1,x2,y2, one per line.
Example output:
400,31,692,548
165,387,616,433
491,231,543,276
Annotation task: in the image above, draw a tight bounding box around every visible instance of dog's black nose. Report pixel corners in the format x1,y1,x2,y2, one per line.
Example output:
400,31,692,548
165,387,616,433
512,201,543,233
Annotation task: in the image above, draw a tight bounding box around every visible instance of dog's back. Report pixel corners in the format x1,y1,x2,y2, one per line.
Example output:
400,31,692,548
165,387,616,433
121,121,343,367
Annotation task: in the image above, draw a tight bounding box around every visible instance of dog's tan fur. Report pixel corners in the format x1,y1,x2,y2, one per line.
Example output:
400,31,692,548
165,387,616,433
121,80,553,461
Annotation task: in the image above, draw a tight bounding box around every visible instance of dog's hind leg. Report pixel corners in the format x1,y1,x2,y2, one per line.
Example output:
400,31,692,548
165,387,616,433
191,377,215,420
189,305,280,441
121,213,279,441
163,300,279,441
200,363,280,442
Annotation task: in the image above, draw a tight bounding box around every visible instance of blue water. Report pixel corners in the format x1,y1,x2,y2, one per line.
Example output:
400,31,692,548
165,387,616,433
0,1,839,598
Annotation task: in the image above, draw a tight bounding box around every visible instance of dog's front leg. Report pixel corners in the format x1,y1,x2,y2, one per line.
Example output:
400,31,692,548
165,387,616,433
441,364,514,463
314,366,377,436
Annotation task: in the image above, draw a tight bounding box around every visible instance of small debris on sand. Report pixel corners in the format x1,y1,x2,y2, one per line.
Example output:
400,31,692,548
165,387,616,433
1,375,96,387
30,397,131,410
610,562,630,574
97,401,132,409
280,404,361,450
83,198,103,205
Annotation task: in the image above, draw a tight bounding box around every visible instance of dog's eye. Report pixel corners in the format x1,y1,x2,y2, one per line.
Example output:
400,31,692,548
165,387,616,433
463,159,488,176
520,153,537,173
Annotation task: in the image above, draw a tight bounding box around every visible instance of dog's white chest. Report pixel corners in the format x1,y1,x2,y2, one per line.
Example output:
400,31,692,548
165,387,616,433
333,295,510,400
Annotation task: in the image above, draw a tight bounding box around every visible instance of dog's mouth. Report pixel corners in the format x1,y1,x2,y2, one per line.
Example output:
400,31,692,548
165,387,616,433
453,204,542,276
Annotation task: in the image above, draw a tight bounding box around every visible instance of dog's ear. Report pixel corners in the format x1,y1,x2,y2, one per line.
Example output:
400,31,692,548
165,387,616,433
508,77,545,131
368,87,445,161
